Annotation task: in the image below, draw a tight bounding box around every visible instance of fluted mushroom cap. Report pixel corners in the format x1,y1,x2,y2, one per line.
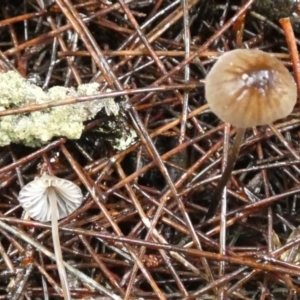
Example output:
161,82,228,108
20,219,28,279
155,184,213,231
205,49,297,128
18,174,83,222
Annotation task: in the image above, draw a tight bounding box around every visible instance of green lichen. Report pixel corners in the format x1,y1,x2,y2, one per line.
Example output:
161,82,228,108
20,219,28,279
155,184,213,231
96,120,137,151
0,71,119,147
0,71,47,106
113,128,137,150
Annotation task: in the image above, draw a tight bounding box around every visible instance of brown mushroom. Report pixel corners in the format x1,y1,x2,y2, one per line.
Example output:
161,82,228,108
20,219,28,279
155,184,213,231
205,49,297,220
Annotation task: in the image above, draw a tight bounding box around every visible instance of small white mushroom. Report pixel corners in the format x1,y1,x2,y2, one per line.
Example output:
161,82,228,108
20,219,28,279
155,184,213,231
18,174,83,300
18,174,83,222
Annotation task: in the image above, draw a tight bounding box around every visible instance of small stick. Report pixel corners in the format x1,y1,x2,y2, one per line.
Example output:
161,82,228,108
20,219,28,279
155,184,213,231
279,17,300,103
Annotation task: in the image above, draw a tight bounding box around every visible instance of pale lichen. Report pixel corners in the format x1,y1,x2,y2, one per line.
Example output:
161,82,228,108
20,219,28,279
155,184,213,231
0,71,47,106
96,120,138,151
0,71,119,147
113,127,137,151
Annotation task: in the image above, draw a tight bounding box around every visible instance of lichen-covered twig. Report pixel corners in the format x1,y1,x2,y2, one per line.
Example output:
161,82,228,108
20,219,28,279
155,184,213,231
0,71,119,147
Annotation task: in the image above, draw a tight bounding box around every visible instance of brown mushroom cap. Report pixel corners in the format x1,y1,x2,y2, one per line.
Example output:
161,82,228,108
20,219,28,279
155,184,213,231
205,49,297,128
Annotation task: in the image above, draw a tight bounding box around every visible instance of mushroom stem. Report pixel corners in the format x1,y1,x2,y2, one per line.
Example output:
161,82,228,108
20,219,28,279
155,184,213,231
205,127,246,220
48,187,71,300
